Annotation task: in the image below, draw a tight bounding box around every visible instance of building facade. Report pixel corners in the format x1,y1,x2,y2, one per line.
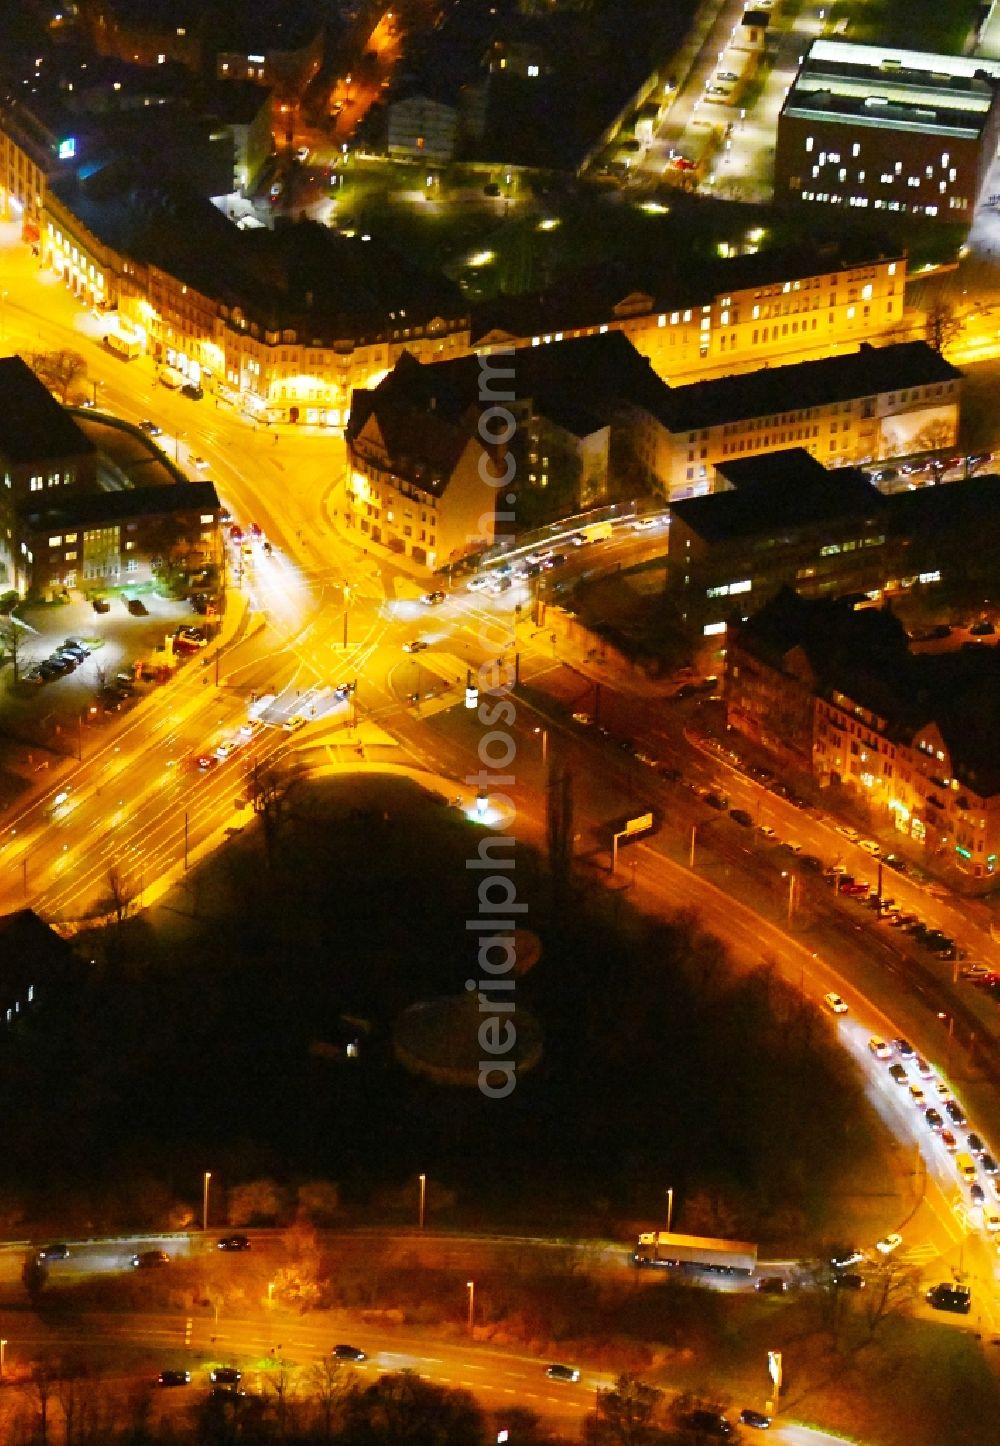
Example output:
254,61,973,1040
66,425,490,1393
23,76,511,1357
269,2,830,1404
387,96,459,164
728,591,1000,889
775,40,1000,224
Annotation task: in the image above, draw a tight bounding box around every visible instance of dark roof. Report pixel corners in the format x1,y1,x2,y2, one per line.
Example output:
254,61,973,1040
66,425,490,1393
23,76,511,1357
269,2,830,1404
470,239,904,346
21,482,221,531
665,342,961,431
735,588,1000,795
673,450,882,543
349,332,673,447
0,909,74,980
0,358,96,465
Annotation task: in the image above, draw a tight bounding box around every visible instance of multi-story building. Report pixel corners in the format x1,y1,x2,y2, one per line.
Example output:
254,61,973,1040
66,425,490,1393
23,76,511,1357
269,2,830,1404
650,341,961,498
727,590,1000,889
0,358,97,592
346,334,684,550
473,243,907,384
387,95,460,165
775,40,1000,224
668,450,890,634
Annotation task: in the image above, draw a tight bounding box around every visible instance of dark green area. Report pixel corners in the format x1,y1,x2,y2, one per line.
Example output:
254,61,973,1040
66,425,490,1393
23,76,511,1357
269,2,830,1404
829,0,980,52
5,776,875,1243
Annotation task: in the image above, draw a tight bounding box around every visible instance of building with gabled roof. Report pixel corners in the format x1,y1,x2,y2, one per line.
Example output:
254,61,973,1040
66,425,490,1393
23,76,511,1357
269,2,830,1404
727,588,1000,888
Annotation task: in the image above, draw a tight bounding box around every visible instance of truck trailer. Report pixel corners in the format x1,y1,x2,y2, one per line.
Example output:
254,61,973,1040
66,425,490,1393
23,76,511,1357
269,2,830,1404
632,1230,757,1275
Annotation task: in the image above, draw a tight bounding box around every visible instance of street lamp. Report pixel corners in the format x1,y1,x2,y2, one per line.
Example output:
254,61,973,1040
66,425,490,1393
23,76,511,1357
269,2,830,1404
666,1187,674,1234
0,1338,7,1378
534,725,548,763
202,1171,212,1232
418,1173,427,1230
466,1280,475,1334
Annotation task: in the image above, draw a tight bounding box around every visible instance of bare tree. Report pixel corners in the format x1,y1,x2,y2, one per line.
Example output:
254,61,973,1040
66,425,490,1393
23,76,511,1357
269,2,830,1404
245,759,295,868
0,617,25,681
924,299,962,354
863,1257,921,1339
28,349,88,403
103,863,138,928
586,1373,664,1445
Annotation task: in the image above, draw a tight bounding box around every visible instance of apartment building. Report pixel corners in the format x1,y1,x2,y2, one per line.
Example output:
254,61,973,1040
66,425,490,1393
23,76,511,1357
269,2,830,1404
473,243,907,383
728,590,1000,889
652,341,961,498
776,40,1000,224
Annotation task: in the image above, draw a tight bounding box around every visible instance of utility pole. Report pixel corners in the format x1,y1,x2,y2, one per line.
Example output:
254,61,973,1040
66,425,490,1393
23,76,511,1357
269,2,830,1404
184,811,189,871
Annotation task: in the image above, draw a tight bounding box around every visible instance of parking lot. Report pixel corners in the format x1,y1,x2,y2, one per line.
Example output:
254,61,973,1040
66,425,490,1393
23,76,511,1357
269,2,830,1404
0,589,216,797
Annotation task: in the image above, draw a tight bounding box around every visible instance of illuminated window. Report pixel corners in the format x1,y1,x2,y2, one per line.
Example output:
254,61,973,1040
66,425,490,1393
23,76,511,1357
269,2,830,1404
806,136,814,152
48,536,62,547
703,621,726,636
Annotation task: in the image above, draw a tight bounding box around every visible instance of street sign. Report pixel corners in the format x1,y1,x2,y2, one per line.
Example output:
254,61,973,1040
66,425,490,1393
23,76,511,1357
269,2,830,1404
625,812,654,836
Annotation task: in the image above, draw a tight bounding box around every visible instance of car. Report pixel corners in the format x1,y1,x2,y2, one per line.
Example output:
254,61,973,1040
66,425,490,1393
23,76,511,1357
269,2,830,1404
800,853,824,872
295,145,311,163
841,880,870,897
968,1132,987,1157
970,619,995,636
858,838,882,856
635,750,659,768
757,824,777,839
99,689,124,712
925,1108,944,1131
703,792,728,811
909,1085,926,1108
158,1370,191,1387
403,639,428,653
467,575,489,592
971,1183,986,1206
282,715,306,733
138,419,163,436
875,1232,903,1255
421,590,446,605
833,1272,865,1289
717,70,738,82
113,674,136,696
868,1037,891,1059
195,754,218,771
946,1099,968,1126
755,1276,786,1294
126,597,148,616
893,1038,915,1059
778,840,802,855
545,1363,581,1383
888,1063,908,1085
37,1243,70,1261
824,992,848,1015
926,1282,972,1314
62,638,91,658
215,743,235,763
914,1056,933,1078
729,807,754,827
934,1080,954,1101
210,1367,242,1385
986,1207,1000,1233
836,824,861,843
92,597,111,614
739,1409,772,1430
132,1250,170,1268
681,1409,733,1437
180,382,204,400
331,1344,366,1361
209,1385,246,1401
217,1234,250,1251
192,456,209,471
941,1129,958,1152
982,1153,999,1176
962,963,992,980
177,626,208,645
571,711,594,726
831,1248,864,1270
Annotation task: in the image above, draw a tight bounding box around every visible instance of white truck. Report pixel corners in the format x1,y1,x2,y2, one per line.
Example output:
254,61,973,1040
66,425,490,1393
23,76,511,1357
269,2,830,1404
632,1230,758,1275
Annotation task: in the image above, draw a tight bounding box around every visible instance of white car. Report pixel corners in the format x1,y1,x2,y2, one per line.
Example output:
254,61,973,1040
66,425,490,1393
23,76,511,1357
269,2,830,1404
915,1056,933,1079
984,1207,1000,1233
467,575,489,592
757,824,777,839
909,1085,926,1108
868,1037,891,1060
192,456,209,471
824,992,848,1015
859,838,882,856
295,146,310,163
572,712,594,726
836,825,861,843
215,742,235,762
876,1232,903,1255
283,715,306,732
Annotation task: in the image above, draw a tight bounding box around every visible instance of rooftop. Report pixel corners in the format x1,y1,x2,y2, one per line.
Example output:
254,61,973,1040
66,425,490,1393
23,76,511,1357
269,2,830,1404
20,482,221,531
0,358,96,465
672,449,882,543
664,341,961,431
782,38,1000,138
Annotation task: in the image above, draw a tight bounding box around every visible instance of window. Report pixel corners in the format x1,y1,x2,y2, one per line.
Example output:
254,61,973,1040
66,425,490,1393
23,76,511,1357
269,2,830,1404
48,535,62,547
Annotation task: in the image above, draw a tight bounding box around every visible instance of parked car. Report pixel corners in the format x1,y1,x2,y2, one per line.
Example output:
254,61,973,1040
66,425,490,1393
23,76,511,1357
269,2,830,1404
926,1283,971,1314
875,1232,903,1255
158,1370,190,1387
37,1243,70,1261
331,1344,366,1361
833,1272,865,1289
125,597,148,616
180,382,204,401
729,808,754,827
739,1408,772,1430
91,596,111,614
217,1235,251,1252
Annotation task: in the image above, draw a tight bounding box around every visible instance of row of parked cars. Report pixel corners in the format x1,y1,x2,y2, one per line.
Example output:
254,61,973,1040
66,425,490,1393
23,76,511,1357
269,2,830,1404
24,637,92,684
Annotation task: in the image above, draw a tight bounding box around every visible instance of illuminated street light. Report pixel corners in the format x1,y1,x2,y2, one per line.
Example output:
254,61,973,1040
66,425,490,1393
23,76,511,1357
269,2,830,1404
203,1171,212,1231
466,1280,475,1333
666,1187,674,1233
0,1339,7,1378
418,1172,426,1230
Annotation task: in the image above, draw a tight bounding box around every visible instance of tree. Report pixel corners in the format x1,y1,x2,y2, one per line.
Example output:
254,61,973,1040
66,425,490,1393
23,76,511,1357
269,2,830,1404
585,1374,665,1445
863,1257,921,1340
28,349,88,403
0,616,26,681
924,299,962,354
101,863,139,928
338,1370,485,1445
245,759,296,868
227,1177,287,1226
